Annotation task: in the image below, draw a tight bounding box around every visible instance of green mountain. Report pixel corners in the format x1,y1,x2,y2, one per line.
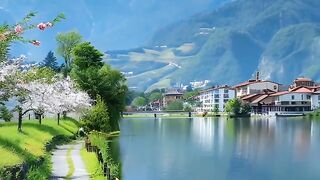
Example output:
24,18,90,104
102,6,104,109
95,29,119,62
105,0,320,92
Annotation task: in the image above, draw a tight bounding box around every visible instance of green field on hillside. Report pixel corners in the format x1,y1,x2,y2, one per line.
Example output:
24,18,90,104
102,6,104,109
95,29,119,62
0,118,79,168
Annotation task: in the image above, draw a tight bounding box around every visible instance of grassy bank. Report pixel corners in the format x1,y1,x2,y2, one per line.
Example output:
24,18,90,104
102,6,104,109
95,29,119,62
0,118,79,177
88,132,121,179
80,146,105,180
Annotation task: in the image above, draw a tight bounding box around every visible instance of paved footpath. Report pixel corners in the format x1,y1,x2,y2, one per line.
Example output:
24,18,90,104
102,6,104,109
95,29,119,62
50,141,90,180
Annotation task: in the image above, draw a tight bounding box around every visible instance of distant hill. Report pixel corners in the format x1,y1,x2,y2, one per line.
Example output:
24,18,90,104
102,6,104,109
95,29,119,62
105,0,320,92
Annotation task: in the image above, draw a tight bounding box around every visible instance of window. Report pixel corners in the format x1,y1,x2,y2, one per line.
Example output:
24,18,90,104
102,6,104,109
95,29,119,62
224,99,229,103
307,95,311,100
318,95,320,100
214,94,219,98
291,102,296,105
215,99,219,103
224,89,229,93
291,95,295,100
301,94,304,100
224,94,229,98
273,85,277,90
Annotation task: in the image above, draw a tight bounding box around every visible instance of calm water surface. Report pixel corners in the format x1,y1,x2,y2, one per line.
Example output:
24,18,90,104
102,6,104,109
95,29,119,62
118,117,320,180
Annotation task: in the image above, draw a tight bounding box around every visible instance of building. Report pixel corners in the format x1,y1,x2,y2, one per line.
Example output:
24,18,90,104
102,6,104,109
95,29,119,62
292,77,315,87
148,99,163,111
198,86,236,112
234,72,280,97
163,89,183,107
247,86,320,115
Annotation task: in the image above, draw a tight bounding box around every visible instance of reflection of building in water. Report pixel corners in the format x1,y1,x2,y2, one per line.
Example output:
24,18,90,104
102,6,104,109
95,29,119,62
275,119,312,160
191,118,227,153
234,118,276,161
293,121,312,159
310,121,320,145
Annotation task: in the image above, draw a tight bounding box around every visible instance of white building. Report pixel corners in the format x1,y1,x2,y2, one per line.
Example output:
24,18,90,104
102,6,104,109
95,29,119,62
311,91,320,110
234,80,280,97
198,86,236,112
249,86,320,115
234,72,281,97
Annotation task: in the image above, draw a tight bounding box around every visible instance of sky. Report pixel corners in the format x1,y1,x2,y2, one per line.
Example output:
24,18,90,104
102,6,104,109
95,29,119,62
0,0,226,62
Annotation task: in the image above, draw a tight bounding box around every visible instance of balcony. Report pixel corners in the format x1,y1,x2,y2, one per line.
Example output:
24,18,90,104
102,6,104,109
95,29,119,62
275,101,311,106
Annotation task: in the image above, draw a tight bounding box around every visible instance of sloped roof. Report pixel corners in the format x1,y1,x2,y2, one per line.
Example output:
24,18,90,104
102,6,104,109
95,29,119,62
199,85,234,93
251,95,269,104
292,87,313,93
164,89,183,96
294,77,313,82
270,91,290,97
233,80,280,88
241,94,259,100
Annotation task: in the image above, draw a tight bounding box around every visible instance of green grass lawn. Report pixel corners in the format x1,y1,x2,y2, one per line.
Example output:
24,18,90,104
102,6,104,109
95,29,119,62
80,146,105,180
0,118,79,168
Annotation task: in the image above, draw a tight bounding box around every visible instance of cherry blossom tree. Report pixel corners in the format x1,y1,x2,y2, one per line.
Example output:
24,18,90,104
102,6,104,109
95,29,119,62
0,12,65,62
0,55,28,104
1,56,91,131
16,76,91,130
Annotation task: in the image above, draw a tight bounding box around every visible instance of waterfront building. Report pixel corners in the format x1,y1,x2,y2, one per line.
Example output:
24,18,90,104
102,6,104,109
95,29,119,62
292,77,315,88
247,86,320,115
163,89,183,107
197,86,236,112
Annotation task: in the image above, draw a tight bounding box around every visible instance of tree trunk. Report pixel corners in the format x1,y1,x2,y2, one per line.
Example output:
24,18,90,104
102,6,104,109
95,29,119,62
18,108,23,132
39,114,42,124
63,111,67,119
57,113,60,125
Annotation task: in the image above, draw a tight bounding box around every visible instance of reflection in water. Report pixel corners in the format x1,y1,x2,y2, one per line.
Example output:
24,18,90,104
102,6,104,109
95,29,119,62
119,117,320,180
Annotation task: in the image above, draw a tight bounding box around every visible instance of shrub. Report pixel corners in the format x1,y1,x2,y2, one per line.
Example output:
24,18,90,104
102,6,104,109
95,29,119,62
183,103,192,112
81,97,111,133
225,98,251,116
0,105,13,122
88,132,121,178
166,100,184,111
131,97,146,107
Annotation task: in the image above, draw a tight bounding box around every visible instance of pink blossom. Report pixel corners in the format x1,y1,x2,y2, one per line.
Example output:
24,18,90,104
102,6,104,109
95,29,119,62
31,40,41,46
14,25,23,34
37,23,46,30
46,22,53,27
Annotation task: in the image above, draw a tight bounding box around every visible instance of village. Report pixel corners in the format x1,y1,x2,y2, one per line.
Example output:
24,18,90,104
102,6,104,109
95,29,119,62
134,72,320,116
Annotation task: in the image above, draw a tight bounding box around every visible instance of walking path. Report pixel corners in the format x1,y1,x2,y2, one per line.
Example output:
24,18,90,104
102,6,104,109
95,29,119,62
50,141,89,180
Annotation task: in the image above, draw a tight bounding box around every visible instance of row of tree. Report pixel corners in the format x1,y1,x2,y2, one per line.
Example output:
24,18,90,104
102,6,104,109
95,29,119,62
0,12,128,133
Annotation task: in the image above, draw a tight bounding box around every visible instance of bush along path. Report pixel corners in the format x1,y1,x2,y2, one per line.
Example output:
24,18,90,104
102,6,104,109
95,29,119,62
50,141,89,180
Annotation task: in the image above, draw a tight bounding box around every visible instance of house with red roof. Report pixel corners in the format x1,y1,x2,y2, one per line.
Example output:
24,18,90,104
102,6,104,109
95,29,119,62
163,89,183,107
233,72,281,97
247,85,320,115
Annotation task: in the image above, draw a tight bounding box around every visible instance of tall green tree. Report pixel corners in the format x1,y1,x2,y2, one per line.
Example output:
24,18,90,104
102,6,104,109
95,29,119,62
225,98,251,116
71,42,127,131
41,51,59,71
131,97,147,107
81,96,111,132
148,92,162,102
166,100,184,111
56,31,82,74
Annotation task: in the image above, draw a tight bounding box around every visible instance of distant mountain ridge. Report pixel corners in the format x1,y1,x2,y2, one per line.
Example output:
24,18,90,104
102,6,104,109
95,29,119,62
105,0,320,92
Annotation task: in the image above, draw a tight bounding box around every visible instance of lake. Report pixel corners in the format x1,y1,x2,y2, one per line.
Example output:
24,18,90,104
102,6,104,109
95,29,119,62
117,117,320,180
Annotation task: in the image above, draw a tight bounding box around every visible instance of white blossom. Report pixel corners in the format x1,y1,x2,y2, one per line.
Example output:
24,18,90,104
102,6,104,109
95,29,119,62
17,77,91,115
